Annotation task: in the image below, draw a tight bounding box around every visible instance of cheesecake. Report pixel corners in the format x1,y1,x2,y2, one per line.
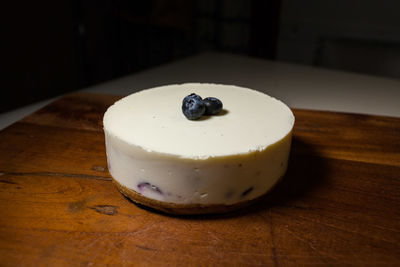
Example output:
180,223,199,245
103,83,294,214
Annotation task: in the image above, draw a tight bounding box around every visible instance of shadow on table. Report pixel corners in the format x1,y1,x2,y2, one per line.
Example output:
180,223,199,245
251,136,328,210
132,136,329,219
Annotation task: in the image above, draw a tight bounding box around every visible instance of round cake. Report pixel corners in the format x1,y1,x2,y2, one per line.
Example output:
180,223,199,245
103,83,294,214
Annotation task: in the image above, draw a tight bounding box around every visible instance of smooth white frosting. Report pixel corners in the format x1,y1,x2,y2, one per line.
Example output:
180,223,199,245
104,83,294,205
104,83,294,159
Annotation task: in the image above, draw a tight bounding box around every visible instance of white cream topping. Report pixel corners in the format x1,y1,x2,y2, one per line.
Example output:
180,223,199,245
104,83,294,205
103,83,294,159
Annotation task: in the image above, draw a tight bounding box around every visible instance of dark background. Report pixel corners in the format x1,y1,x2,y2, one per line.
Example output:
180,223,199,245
3,0,400,112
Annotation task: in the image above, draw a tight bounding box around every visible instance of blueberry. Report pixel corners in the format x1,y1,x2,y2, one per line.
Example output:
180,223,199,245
183,93,202,103
138,182,163,195
182,93,205,120
204,97,223,115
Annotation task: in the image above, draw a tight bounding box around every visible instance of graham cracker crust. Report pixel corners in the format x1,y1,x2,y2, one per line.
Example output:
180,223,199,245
112,178,270,215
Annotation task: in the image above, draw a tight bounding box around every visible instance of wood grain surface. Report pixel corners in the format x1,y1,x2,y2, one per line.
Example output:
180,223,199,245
0,93,399,266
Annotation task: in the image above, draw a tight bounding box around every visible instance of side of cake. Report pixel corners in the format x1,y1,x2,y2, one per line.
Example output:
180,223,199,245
103,83,294,214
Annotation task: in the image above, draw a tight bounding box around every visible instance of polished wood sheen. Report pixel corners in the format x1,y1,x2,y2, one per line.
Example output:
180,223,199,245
0,93,399,266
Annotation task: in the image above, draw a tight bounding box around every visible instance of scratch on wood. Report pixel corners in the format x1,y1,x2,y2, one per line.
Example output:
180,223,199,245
286,228,338,263
135,245,157,251
269,210,279,267
91,165,106,172
276,209,400,245
0,171,111,181
0,179,18,185
89,205,118,215
284,204,313,210
5,223,151,236
68,200,88,213
257,211,280,266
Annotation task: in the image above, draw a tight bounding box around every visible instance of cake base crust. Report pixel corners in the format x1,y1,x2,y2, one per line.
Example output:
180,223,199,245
112,177,282,215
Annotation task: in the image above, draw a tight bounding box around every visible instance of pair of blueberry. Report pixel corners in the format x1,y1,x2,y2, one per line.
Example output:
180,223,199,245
182,93,223,120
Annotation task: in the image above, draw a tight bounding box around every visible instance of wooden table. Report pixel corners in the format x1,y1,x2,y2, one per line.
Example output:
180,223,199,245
0,93,399,266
